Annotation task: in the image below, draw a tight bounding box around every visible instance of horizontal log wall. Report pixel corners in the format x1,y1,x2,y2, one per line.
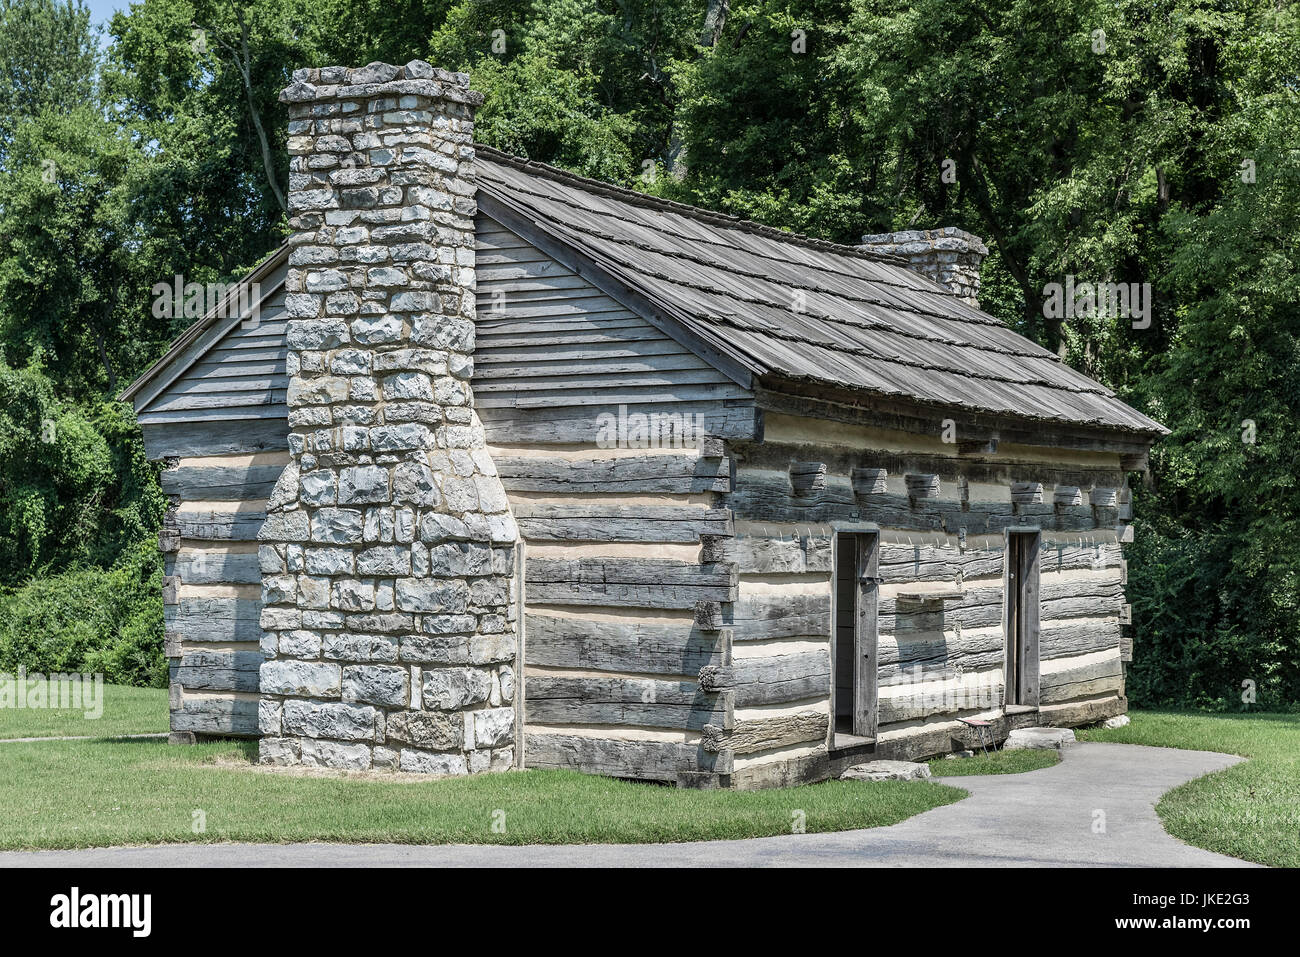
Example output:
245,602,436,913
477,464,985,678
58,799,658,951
722,419,1133,770
161,450,290,737
506,448,739,781
476,212,753,784
700,528,835,771
140,264,291,741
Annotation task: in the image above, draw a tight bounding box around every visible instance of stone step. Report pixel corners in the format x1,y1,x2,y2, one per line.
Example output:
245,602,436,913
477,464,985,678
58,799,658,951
1003,727,1077,751
840,760,933,782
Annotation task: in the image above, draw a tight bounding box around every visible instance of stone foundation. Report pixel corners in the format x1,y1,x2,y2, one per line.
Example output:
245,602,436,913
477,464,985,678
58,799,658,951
256,61,518,774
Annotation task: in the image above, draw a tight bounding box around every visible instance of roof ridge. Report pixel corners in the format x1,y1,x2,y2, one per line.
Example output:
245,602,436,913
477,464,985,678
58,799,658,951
472,143,911,269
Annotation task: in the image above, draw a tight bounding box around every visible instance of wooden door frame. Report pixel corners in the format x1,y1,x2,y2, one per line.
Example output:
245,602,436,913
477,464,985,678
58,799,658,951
831,524,880,742
1003,527,1042,708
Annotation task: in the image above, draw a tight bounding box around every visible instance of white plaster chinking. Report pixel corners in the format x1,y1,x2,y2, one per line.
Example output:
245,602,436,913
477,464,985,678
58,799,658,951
256,60,519,775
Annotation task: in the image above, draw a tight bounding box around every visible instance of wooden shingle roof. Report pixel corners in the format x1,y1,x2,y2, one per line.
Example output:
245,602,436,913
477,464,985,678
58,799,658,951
123,144,1164,441
475,147,1166,437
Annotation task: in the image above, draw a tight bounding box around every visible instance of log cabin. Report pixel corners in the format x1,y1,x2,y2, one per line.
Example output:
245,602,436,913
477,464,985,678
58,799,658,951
119,60,1165,788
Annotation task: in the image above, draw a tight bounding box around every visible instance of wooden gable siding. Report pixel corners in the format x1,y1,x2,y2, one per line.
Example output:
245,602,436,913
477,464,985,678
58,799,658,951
137,283,290,427
135,261,292,461
473,212,755,445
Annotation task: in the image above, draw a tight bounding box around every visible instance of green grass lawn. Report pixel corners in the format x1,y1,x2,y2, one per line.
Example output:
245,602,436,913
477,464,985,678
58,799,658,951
0,682,168,740
1078,710,1300,868
928,748,1060,775
0,736,966,850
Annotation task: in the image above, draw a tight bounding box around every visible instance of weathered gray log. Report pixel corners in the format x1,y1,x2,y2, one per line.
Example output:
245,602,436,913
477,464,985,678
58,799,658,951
1090,487,1119,507
851,467,888,496
1037,694,1127,727
886,607,946,635
725,471,869,525
729,592,830,640
512,503,733,543
712,533,833,574
171,508,267,542
493,452,732,495
879,546,1004,583
877,631,1005,685
701,711,828,754
165,597,262,643
726,471,1092,533
906,473,941,498
695,600,724,630
876,673,1004,725
871,538,1122,581
167,550,261,585
728,749,828,789
174,649,266,692
524,733,731,780
880,578,1124,632
1039,619,1122,660
1011,481,1044,504
170,696,259,736
523,675,730,730
526,558,738,608
161,464,287,501
1054,486,1083,506
1040,656,1123,704
524,614,728,675
790,461,827,494
697,649,831,706
868,717,1012,762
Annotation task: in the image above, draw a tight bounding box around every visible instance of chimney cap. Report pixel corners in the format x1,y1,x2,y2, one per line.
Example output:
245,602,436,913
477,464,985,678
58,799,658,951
859,226,988,256
280,60,482,106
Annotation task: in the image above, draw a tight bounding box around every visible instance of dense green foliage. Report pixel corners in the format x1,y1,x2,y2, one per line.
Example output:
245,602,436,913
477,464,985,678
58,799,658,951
0,0,1295,708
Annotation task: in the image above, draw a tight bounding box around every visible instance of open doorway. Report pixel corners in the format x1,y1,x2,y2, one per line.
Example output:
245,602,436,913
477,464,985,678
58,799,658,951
833,530,880,740
1004,529,1041,708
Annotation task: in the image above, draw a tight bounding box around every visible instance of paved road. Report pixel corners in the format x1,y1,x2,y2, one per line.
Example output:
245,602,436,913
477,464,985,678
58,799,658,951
0,742,1254,867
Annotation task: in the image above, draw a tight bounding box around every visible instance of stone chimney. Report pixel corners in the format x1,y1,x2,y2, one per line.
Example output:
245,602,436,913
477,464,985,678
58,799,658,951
859,227,989,307
256,61,520,775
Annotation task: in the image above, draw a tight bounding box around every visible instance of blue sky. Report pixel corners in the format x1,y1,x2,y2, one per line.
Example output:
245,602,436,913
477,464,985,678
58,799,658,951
85,0,125,25
85,0,126,47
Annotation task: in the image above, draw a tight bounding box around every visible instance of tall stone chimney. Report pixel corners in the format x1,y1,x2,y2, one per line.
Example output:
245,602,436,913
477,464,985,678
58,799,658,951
256,61,520,775
859,227,988,307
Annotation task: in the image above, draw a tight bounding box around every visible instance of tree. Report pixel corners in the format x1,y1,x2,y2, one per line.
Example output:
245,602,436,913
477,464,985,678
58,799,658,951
0,0,96,165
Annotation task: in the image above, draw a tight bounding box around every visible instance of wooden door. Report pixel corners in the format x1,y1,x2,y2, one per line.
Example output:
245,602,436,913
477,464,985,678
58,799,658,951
1006,531,1041,707
853,533,881,737
834,531,880,739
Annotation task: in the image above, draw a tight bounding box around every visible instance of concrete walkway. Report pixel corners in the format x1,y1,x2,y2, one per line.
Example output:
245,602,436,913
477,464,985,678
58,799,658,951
0,742,1255,867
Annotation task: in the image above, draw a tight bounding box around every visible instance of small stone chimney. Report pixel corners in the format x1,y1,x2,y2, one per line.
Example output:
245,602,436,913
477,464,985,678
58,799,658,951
859,227,988,307
256,61,520,775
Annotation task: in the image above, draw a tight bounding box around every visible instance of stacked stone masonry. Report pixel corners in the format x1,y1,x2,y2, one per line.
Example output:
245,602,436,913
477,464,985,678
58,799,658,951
858,227,989,307
257,60,519,775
